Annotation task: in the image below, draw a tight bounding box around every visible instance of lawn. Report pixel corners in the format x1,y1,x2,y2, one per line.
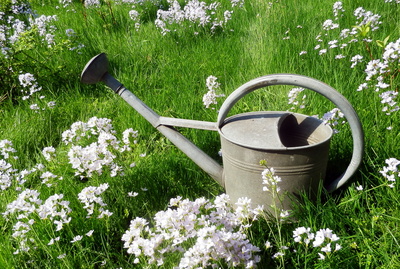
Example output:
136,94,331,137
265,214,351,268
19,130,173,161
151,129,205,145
1,0,400,268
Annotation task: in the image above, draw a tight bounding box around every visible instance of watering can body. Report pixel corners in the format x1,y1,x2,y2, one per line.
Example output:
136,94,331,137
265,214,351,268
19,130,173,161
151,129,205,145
220,111,332,211
81,53,364,213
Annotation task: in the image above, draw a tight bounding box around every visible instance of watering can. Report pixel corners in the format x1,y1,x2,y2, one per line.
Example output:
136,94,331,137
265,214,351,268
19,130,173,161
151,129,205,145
81,53,364,213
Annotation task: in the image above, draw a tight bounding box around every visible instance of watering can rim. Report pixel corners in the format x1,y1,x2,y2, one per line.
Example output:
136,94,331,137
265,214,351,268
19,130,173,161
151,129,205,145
218,111,333,151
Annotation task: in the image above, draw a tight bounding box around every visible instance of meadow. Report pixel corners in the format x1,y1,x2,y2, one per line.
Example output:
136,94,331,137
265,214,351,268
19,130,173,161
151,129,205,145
1,0,400,268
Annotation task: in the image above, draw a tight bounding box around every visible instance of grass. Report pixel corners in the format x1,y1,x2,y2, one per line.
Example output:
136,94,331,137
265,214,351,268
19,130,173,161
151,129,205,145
1,0,400,268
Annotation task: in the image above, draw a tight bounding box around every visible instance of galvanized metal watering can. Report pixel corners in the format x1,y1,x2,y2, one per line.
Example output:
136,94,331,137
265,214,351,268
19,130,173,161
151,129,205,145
81,53,364,212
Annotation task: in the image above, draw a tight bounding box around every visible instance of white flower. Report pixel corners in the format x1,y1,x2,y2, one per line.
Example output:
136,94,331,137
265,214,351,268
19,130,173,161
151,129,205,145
380,158,400,187
122,128,138,146
319,49,327,55
129,10,140,21
29,104,40,110
357,82,368,91
65,28,75,37
280,210,290,219
321,243,332,253
272,252,284,259
98,209,113,219
86,230,94,237
356,185,364,191
128,192,139,197
328,40,338,48
71,235,83,243
0,139,17,159
322,19,339,30
84,0,100,7
262,167,282,193
37,193,72,231
18,73,36,88
288,87,307,110
203,75,224,109
78,184,110,218
47,101,56,108
350,54,363,68
48,236,60,246
42,146,56,161
333,1,345,18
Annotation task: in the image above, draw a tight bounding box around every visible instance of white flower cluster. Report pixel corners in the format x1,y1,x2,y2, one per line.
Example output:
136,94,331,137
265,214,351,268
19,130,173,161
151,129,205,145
0,140,18,190
0,159,16,190
78,183,113,218
154,0,245,35
321,107,345,134
122,194,261,268
380,91,398,115
0,139,17,159
293,227,341,260
3,189,72,254
288,87,306,110
31,15,59,47
40,171,63,187
350,54,363,68
379,158,400,188
37,194,72,231
3,189,42,220
332,1,345,19
202,75,225,109
2,13,57,48
18,73,56,111
354,7,382,32
299,3,383,67
262,167,282,194
18,73,42,101
128,9,141,30
322,19,339,31
42,146,56,161
1,2,84,53
304,1,398,118
0,140,53,190
9,0,33,14
62,117,139,179
1,3,84,113
58,0,73,9
360,38,400,115
84,0,101,7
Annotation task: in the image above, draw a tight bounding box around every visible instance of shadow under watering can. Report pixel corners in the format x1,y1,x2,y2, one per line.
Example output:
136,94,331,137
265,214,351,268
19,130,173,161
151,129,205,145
81,53,364,214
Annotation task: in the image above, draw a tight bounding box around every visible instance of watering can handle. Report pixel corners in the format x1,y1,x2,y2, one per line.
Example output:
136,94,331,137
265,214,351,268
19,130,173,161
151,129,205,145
217,74,364,192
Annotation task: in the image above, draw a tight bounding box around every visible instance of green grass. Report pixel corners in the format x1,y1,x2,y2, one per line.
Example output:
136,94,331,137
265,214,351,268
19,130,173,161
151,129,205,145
1,0,400,268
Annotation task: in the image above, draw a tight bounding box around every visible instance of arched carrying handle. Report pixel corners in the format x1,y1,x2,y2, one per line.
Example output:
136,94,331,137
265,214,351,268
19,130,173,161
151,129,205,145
217,74,364,192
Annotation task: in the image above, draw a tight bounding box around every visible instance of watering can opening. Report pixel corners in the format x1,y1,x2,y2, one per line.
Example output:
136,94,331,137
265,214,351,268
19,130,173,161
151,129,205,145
278,113,333,149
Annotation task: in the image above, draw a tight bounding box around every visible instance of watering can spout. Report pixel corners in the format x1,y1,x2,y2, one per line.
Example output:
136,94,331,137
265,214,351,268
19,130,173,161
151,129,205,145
81,53,225,187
